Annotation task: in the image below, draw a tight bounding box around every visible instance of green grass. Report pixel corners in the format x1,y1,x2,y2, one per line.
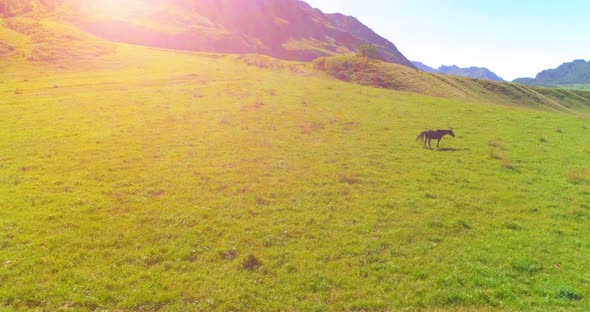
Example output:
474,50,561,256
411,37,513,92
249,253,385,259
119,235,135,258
559,84,590,91
1,16,115,68
1,34,590,311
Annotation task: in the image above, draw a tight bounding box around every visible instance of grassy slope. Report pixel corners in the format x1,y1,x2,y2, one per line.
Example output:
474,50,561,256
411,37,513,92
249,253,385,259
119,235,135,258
559,84,590,91
1,22,590,311
313,55,590,115
0,16,115,70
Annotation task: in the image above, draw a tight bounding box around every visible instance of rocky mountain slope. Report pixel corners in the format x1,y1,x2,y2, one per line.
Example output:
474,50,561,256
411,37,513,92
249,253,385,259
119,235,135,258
513,59,590,87
0,0,414,68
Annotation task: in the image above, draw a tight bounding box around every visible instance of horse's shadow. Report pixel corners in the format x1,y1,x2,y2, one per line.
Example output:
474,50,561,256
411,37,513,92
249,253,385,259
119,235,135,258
436,147,468,152
422,147,467,152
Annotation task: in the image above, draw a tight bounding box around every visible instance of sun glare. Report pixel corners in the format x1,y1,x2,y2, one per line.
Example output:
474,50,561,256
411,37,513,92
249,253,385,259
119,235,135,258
90,0,147,19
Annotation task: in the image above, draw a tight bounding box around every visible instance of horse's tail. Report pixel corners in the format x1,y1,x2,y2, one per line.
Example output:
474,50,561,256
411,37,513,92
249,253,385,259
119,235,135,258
416,131,427,142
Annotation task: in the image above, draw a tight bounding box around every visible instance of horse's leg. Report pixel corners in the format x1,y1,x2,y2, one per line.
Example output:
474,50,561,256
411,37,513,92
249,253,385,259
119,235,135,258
428,138,432,149
437,138,441,147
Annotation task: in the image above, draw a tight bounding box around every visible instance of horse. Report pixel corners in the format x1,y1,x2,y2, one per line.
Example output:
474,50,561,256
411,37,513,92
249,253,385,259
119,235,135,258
416,129,455,149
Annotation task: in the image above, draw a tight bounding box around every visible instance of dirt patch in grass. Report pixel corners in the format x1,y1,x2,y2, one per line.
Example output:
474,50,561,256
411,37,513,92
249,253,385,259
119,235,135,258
339,174,362,185
0,42,16,55
567,168,590,185
242,254,262,271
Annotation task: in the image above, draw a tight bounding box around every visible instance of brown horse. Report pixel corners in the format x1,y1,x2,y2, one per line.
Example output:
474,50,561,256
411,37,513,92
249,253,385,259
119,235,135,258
416,129,455,149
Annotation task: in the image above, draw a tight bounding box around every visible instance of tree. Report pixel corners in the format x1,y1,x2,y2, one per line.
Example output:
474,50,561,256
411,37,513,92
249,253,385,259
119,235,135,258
356,44,379,60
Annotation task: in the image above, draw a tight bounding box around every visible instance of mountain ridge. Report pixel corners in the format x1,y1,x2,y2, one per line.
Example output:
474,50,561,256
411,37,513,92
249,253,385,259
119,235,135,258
0,0,415,68
412,61,504,81
513,59,590,87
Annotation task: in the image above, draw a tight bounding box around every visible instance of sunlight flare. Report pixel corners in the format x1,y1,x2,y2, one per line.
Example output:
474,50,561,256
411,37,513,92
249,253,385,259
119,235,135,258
90,0,147,19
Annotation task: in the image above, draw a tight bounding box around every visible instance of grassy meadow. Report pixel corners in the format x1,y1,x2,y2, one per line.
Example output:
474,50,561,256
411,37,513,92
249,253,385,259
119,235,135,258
1,42,590,311
560,84,590,91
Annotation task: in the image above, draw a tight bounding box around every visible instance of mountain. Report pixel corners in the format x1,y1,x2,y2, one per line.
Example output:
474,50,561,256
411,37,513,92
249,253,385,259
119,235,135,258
0,0,414,68
513,59,590,87
412,61,437,73
320,11,413,66
438,65,504,81
412,61,504,81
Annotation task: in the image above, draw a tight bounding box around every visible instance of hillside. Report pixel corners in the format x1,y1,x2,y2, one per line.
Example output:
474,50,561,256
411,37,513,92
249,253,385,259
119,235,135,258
413,61,504,81
0,16,115,68
1,13,588,115
0,0,415,67
412,61,438,73
317,56,590,114
513,59,590,88
2,14,589,115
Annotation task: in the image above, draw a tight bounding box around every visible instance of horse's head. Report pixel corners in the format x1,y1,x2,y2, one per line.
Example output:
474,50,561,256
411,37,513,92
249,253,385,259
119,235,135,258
449,129,455,137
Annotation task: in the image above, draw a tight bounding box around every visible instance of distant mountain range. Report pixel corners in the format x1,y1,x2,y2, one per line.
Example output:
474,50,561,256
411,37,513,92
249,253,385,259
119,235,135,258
513,59,590,87
0,0,415,68
412,62,438,73
413,61,504,81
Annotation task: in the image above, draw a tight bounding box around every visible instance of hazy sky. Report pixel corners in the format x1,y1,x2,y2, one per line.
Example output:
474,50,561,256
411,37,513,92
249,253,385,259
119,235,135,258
305,0,590,81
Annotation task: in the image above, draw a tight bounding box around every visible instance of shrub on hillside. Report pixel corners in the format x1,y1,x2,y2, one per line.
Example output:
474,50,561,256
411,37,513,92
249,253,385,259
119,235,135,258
313,56,394,88
313,56,359,80
0,42,16,55
356,44,380,60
